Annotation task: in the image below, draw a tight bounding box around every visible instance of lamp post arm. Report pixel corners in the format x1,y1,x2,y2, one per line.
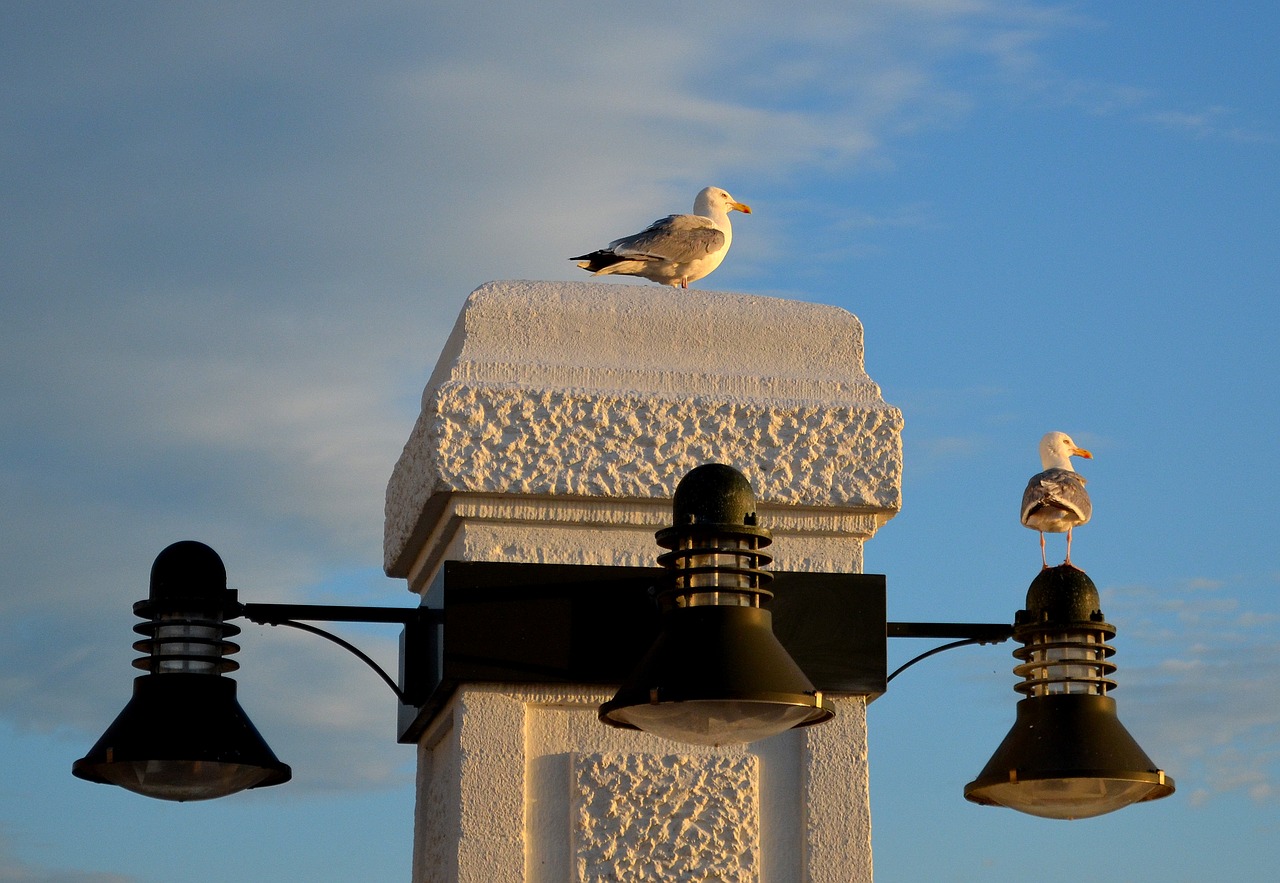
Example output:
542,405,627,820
238,603,442,703
885,621,1015,685
887,622,1014,641
240,603,441,626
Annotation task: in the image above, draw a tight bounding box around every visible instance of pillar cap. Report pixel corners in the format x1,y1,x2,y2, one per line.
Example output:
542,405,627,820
385,281,903,582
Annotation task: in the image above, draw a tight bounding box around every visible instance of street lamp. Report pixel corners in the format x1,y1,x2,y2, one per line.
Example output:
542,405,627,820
598,463,834,744
73,462,1173,819
71,541,291,801
963,566,1175,818
72,543,433,802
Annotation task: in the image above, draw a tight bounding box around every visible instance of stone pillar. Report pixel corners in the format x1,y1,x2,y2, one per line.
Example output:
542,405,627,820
385,280,902,883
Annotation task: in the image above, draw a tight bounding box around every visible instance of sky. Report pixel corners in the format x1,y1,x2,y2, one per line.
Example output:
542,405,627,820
2,1,1278,880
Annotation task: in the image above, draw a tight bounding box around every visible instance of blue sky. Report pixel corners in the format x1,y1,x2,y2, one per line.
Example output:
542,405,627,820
2,2,1278,880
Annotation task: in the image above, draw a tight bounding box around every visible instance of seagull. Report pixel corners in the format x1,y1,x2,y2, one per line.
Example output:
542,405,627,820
571,186,751,288
1021,431,1093,569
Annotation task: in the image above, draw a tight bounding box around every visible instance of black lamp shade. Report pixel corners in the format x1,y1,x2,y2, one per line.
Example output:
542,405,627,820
964,686,1174,819
599,604,833,745
73,673,290,801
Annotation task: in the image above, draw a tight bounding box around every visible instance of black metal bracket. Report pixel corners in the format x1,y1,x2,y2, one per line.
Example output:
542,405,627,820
231,569,1015,744
884,621,1015,684
395,561,890,743
239,603,441,706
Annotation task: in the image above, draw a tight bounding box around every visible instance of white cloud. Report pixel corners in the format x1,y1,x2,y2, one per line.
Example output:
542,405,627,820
1141,105,1276,143
0,830,133,883
1102,576,1280,806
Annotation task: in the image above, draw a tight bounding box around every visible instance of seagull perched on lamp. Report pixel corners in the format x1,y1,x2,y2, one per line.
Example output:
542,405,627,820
1021,431,1093,569
571,186,751,288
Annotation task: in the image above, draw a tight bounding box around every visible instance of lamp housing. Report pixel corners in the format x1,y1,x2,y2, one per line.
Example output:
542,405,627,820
600,464,834,744
72,541,290,801
964,565,1174,818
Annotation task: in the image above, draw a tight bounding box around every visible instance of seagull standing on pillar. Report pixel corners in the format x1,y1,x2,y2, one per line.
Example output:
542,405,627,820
571,186,751,288
1021,431,1094,569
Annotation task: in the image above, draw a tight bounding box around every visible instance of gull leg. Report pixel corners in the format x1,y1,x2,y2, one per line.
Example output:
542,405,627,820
1039,532,1048,569
1064,527,1076,568
680,277,689,289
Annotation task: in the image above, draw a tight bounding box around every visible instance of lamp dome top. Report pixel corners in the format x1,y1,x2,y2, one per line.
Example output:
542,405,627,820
671,463,758,528
149,541,227,600
1023,565,1102,624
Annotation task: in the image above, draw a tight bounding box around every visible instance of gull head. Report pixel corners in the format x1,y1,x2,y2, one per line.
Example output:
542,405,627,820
695,186,752,218
1038,431,1093,471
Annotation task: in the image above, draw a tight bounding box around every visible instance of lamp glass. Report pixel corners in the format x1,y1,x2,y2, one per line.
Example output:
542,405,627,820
605,699,825,746
969,774,1171,820
92,759,279,802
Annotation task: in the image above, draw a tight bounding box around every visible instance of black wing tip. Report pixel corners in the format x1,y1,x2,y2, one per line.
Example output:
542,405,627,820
571,250,625,272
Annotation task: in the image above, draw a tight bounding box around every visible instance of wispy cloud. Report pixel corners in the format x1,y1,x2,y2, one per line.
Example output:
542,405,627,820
1102,575,1280,806
1027,70,1274,143
1141,105,1276,143
0,831,134,883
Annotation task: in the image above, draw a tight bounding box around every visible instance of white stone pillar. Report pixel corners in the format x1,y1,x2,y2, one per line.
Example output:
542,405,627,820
385,280,902,883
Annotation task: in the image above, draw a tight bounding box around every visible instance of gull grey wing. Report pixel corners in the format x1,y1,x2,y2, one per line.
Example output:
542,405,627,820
1021,468,1092,523
608,214,725,262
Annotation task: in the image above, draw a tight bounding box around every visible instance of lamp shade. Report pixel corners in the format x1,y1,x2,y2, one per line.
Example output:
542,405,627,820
72,670,290,803
72,673,291,801
963,693,1173,819
599,591,832,744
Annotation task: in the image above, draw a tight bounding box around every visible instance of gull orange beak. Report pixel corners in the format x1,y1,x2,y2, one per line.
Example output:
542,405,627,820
1072,447,1093,459
731,202,752,214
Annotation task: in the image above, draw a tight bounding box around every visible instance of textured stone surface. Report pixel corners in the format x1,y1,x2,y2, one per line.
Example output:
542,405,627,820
415,688,526,883
385,280,903,582
574,753,759,883
414,728,457,883
416,686,872,883
806,697,875,883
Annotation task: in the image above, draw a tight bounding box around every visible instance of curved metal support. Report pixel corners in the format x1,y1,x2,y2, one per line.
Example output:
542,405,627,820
262,618,407,701
886,621,1015,684
888,638,992,684
239,602,441,704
